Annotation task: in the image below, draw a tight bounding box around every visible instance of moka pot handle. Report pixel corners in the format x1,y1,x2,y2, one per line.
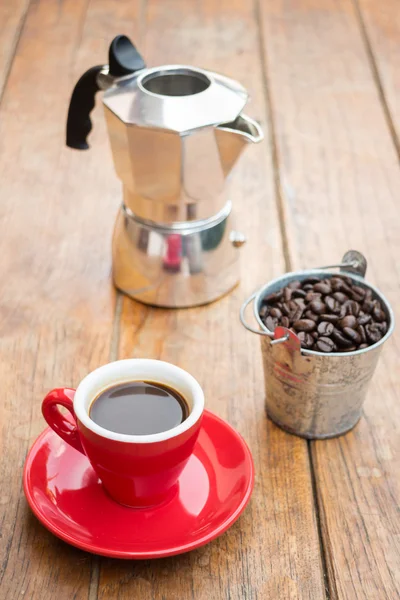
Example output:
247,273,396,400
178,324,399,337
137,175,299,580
65,35,145,150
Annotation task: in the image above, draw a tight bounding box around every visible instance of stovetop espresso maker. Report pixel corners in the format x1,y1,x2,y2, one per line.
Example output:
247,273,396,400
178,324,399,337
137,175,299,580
66,35,263,307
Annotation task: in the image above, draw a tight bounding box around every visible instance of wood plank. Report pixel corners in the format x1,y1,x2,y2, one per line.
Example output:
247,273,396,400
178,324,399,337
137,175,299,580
355,0,400,144
97,1,326,599
258,0,400,597
0,0,139,598
0,0,30,96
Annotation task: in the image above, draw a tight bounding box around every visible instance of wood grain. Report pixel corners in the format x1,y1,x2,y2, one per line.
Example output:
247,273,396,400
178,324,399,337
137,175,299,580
0,0,30,96
4,0,398,598
258,0,400,597
355,0,400,145
96,1,326,599
0,0,141,598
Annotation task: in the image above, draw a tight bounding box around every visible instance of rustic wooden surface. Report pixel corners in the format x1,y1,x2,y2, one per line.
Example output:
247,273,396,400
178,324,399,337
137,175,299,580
0,0,398,599
259,0,400,598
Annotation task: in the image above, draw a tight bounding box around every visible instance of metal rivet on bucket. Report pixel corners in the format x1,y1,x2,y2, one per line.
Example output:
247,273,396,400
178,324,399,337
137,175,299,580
240,251,394,439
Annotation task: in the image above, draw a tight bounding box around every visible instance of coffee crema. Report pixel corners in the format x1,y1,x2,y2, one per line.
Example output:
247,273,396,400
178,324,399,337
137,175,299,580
89,381,189,436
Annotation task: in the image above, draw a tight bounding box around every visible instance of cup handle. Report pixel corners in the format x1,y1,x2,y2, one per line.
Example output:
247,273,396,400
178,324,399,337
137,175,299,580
42,388,85,455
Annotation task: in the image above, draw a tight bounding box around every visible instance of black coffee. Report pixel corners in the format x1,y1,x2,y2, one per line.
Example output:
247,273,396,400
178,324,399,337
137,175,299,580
89,381,189,435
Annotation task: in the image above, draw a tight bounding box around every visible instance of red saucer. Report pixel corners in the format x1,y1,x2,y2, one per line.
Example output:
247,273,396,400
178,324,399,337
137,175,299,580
23,410,254,559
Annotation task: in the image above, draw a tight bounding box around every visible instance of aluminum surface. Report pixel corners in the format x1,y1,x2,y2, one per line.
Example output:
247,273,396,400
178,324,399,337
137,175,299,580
103,65,248,131
102,64,262,223
105,106,262,224
102,62,263,305
112,203,242,307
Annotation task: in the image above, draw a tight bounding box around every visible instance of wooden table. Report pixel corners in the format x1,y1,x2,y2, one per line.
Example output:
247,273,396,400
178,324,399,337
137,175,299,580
1,1,399,598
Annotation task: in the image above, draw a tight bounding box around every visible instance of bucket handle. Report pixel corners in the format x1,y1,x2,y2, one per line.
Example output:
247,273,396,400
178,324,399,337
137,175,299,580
240,294,291,345
240,292,274,337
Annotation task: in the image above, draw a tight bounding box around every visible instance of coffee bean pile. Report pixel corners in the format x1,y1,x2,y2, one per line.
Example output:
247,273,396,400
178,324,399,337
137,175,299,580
259,275,388,353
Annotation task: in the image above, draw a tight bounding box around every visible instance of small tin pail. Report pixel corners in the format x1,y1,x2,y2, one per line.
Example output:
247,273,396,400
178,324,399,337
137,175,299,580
240,254,394,439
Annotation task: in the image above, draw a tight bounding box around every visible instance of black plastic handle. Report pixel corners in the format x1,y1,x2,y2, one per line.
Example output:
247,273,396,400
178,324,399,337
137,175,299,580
66,35,145,150
109,35,145,76
66,65,103,150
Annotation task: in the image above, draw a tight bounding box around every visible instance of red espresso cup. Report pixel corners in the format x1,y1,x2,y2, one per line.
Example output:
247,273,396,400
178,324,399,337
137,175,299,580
42,359,204,507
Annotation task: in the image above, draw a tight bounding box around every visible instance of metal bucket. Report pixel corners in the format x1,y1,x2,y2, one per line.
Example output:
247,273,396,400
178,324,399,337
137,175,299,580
240,260,394,439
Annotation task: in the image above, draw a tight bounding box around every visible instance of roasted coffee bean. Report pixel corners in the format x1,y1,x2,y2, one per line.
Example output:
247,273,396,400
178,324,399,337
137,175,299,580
341,300,360,317
306,291,322,303
358,324,367,344
338,315,357,329
325,296,341,314
293,319,316,332
317,321,334,336
364,289,373,301
358,313,371,326
332,292,349,304
343,327,361,344
265,316,278,331
298,331,314,349
365,323,382,344
315,337,337,353
352,285,366,298
332,328,354,348
373,305,386,322
270,307,282,318
288,300,300,321
376,321,388,334
331,277,345,291
313,281,332,295
351,291,364,303
343,284,354,296
284,287,292,302
320,313,340,323
331,277,352,294
342,276,354,286
362,300,374,314
260,276,388,353
305,310,319,322
310,299,326,315
291,306,304,322
281,316,290,328
292,289,306,299
293,297,306,308
265,291,282,304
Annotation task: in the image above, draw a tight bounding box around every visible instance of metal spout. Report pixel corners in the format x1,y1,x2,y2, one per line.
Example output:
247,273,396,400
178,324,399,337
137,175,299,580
215,114,263,176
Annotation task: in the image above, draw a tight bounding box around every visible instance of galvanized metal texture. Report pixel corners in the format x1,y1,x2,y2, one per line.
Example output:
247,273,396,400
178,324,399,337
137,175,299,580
240,264,394,439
